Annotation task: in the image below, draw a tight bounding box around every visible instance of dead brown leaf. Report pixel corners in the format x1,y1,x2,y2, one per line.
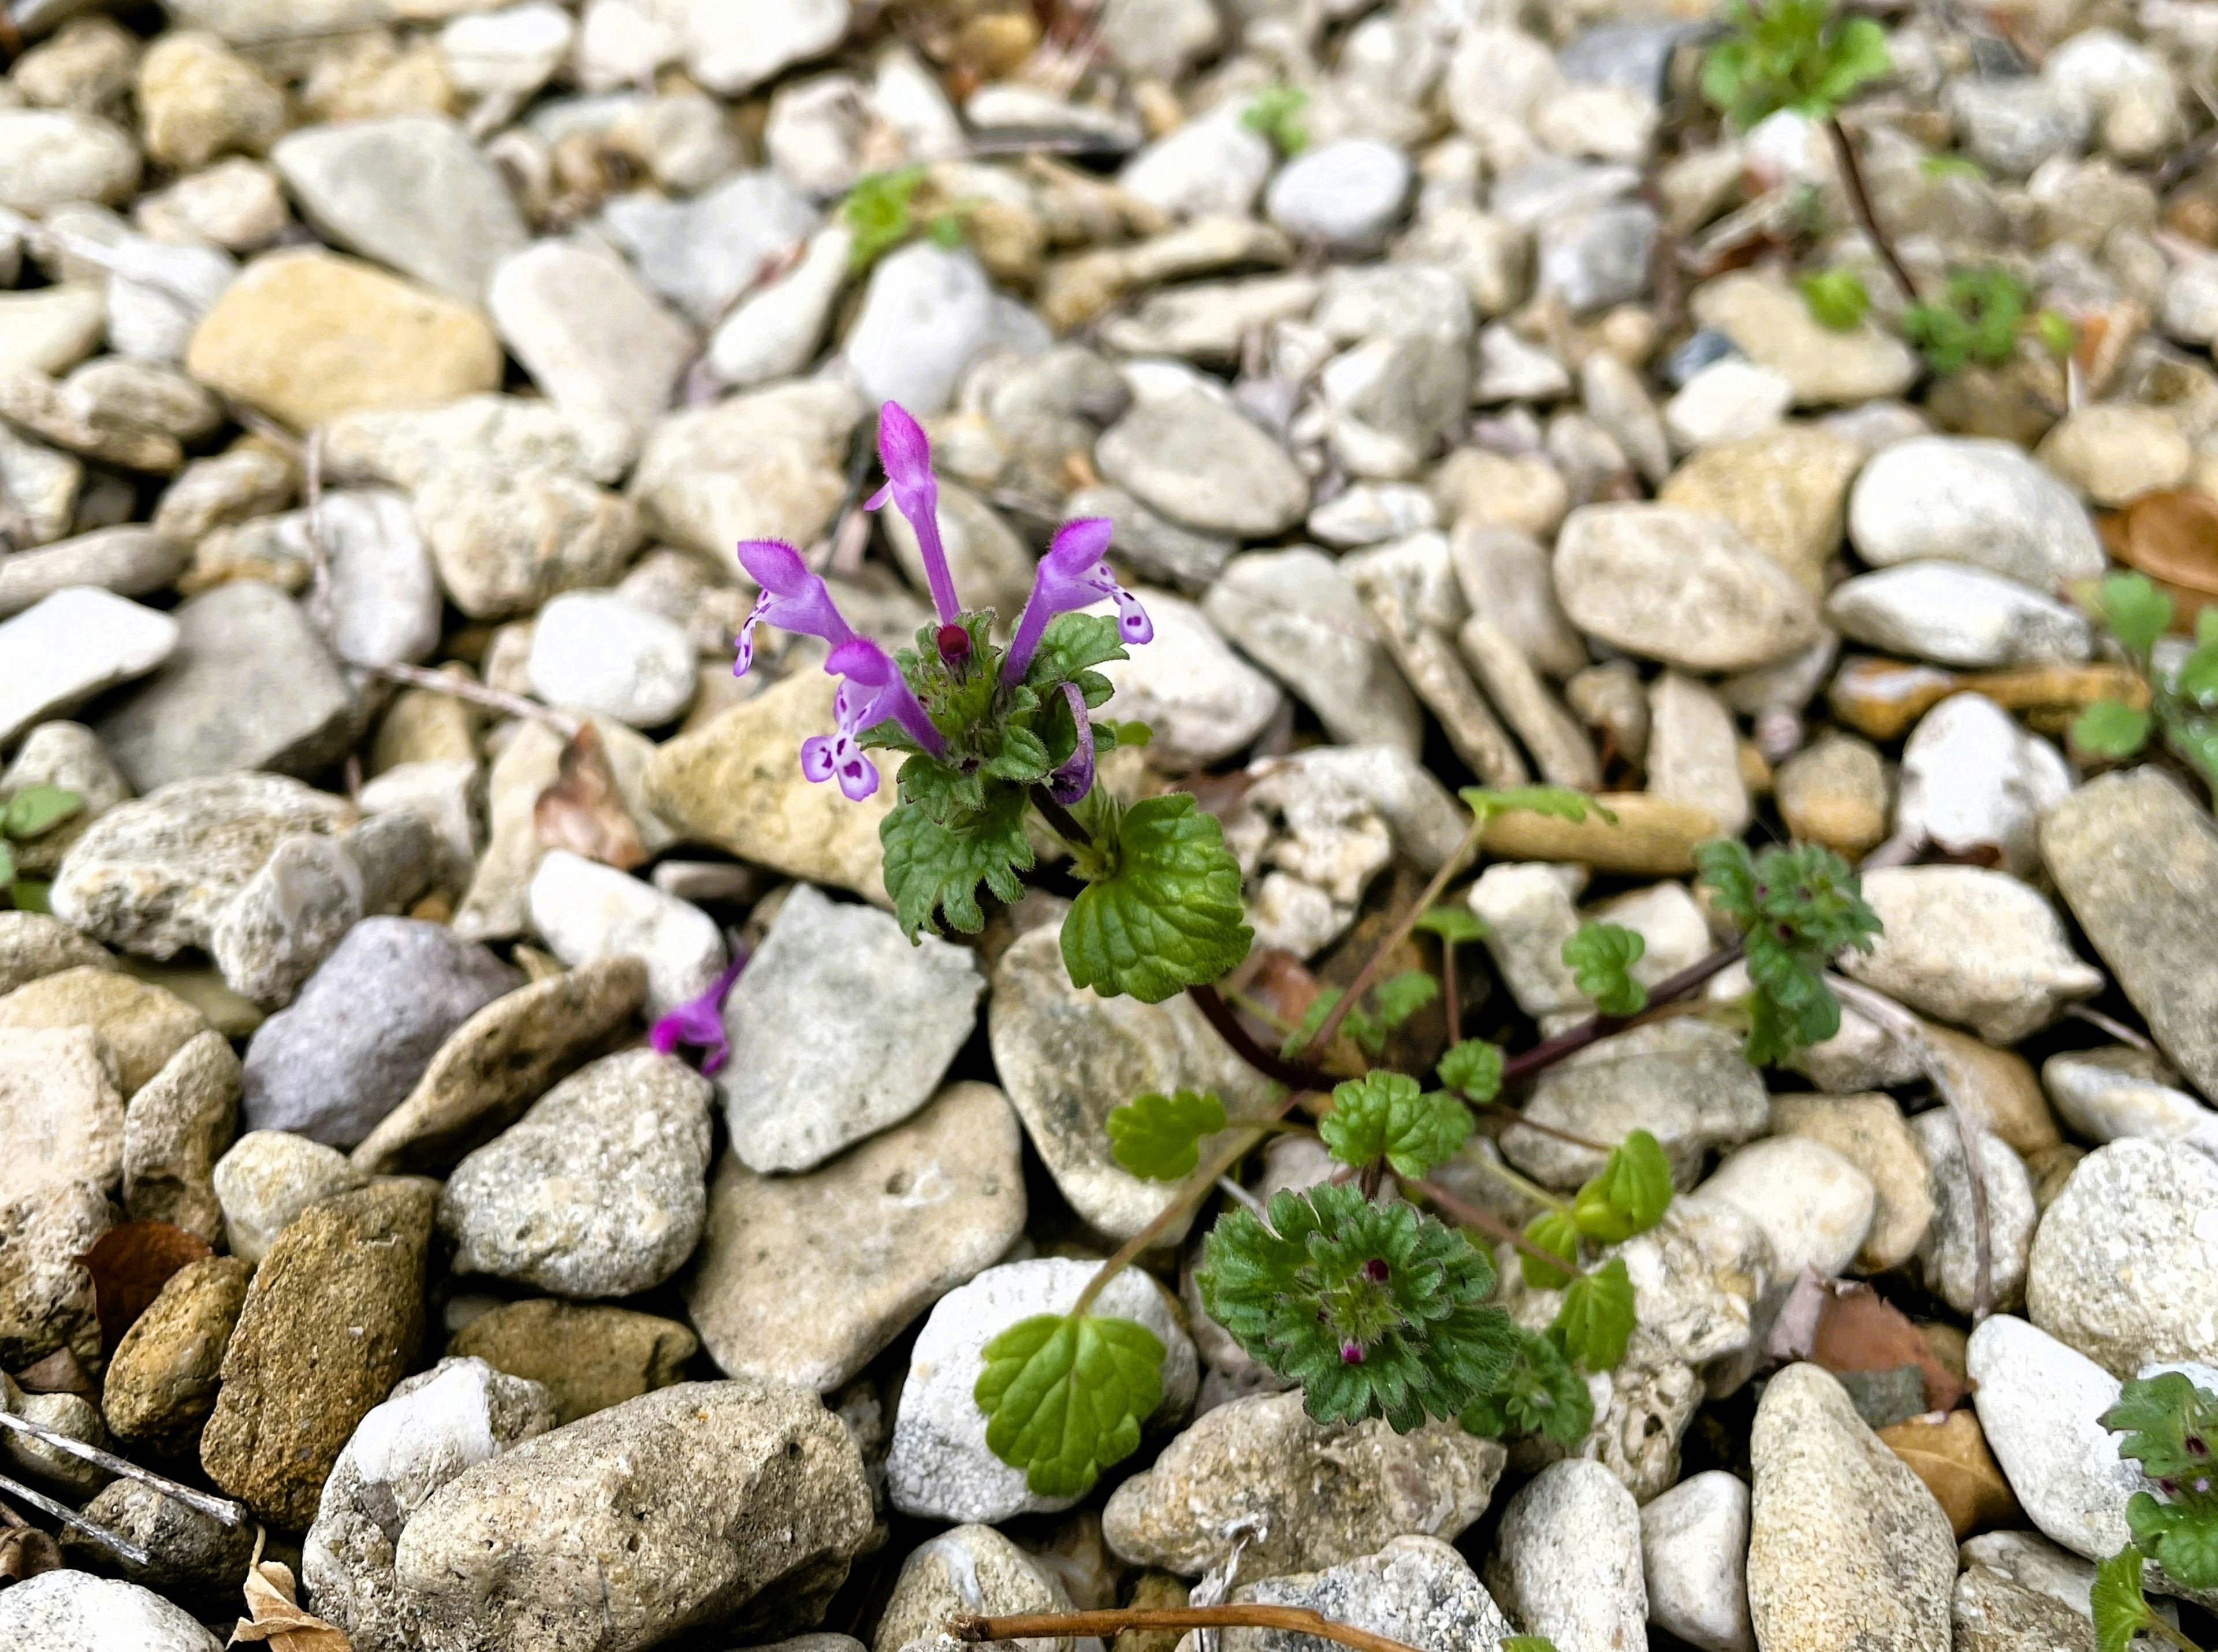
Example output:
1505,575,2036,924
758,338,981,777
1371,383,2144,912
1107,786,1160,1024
2100,489,2218,627
12,1346,94,1400
533,721,646,870
82,1221,211,1355
1773,1275,1971,1414
1879,1409,2021,1538
0,1501,59,1588
230,1559,351,1650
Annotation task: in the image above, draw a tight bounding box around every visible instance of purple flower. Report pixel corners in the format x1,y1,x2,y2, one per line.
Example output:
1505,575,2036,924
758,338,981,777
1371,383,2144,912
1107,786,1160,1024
650,950,749,1076
734,538,854,676
865,401,961,626
801,637,947,801
1003,516,1151,683
1044,682,1095,806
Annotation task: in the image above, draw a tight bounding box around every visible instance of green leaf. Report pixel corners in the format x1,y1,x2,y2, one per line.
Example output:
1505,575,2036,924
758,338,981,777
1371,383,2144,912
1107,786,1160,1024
1106,1089,1228,1182
1,786,80,842
1023,612,1130,695
2035,308,2077,358
1413,906,1488,946
1461,1325,1593,1445
881,788,1035,939
2096,572,2176,657
1503,1640,1563,1652
1369,969,1440,1031
2178,644,2218,705
2105,1372,2218,1482
1239,82,1309,154
843,166,927,271
1108,719,1153,747
9,879,47,914
1060,795,1252,1003
1320,1071,1472,1180
896,751,988,823
1562,922,1648,1017
1573,1128,1673,1244
1439,1038,1505,1103
1798,267,1871,331
2072,700,2153,758
2092,1549,2151,1652
1555,1256,1635,1370
1461,786,1615,827
1700,839,1880,1067
1521,1210,1580,1290
976,1311,1166,1498
1703,0,1891,129
2169,716,2218,795
1694,838,1759,927
2136,1494,2218,1590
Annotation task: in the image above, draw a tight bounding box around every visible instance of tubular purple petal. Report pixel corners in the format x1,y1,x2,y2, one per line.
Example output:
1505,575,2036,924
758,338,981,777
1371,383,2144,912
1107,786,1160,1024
648,948,749,1076
1002,516,1150,682
733,538,855,675
826,636,947,757
869,401,961,623
1045,682,1095,805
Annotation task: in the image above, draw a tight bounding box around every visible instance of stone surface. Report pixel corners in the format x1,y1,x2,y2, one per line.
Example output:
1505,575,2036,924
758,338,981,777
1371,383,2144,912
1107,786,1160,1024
1849,435,2105,588
716,884,981,1174
1746,1364,1955,1652
121,1028,237,1241
2042,769,2218,1100
349,954,647,1176
447,1299,697,1426
66,1479,256,1616
526,850,722,1018
211,1129,364,1264
1898,693,2071,876
628,377,859,559
0,1572,219,1652
1095,386,1310,538
0,911,111,999
1656,424,1862,594
138,31,283,170
1692,271,1921,404
242,917,518,1149
1912,1109,2037,1316
1095,588,1285,769
1553,504,1819,672
1229,1536,1516,1652
1641,1470,1754,1652
1968,1314,2142,1562
1484,1458,1646,1652
0,1181,112,1368
0,527,189,622
890,1257,1195,1525
0,964,206,1096
440,1048,713,1299
0,586,177,749
0,109,140,214
200,1179,434,1530
685,1080,1025,1392
0,1026,124,1204
2043,1047,2215,1144
1769,1092,1934,1273
1826,562,2093,670
102,1253,250,1456
388,1381,875,1650
416,464,642,622
1688,1136,1877,1280
875,1524,1070,1647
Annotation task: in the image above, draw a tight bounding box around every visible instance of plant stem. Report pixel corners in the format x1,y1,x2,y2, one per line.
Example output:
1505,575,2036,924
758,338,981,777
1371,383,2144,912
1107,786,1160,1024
1029,786,1092,851
1467,1099,1608,1152
1443,943,1462,1045
1825,114,1918,304
1498,940,1746,1085
1408,1176,1573,1275
1459,1148,1572,1214
949,1608,1425,1652
1188,983,1329,1091
2146,1612,2208,1652
345,658,578,735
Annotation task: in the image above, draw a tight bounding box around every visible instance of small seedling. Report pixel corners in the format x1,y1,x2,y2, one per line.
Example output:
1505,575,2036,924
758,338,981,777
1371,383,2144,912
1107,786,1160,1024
1241,83,1309,155
1901,266,2072,376
2093,1372,2218,1652
0,786,83,911
2070,571,2218,795
843,168,966,273
1799,266,1872,331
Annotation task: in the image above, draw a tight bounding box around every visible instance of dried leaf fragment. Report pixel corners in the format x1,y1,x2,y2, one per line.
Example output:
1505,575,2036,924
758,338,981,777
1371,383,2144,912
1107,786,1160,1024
82,1221,213,1356
533,721,646,870
230,1558,351,1650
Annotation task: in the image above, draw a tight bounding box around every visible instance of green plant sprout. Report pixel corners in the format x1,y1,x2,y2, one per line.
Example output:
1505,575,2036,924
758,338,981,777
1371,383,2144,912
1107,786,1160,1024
1798,267,1872,331
2068,572,2218,796
0,785,82,911
2092,1372,2218,1652
1900,266,2072,377
842,167,965,273
1240,83,1310,155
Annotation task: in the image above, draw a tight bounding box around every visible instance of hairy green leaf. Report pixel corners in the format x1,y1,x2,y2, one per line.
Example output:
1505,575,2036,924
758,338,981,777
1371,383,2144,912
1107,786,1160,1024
2105,1373,2218,1481
1369,969,1441,1030
881,787,1034,939
1060,794,1252,1003
2128,1494,2218,1590
2092,1549,2150,1652
2,786,80,842
1555,1256,1635,1370
1702,0,1892,129
1573,1129,1673,1244
976,1311,1166,1497
1106,1089,1227,1182
2072,700,2153,758
1023,612,1130,698
1439,1038,1505,1103
1503,1640,1563,1652
1320,1071,1472,1180
1563,922,1648,1017
1461,1326,1594,1446
1904,267,2031,377
1413,906,1488,946
0,842,14,890
1698,838,1880,1066
2093,571,2176,658
1521,1209,1580,1290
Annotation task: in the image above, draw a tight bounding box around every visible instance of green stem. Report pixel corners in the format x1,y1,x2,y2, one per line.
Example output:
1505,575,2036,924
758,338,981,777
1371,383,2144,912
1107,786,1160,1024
1409,1175,1576,1276
2146,1613,2207,1652
1460,1148,1572,1214
1225,988,1298,1037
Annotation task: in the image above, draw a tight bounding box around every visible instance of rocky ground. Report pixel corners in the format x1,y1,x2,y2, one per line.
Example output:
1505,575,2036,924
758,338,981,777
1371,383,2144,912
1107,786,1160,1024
1,0,2217,1649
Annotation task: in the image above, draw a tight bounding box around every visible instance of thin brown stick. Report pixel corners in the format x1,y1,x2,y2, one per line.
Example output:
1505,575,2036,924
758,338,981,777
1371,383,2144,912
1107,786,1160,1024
1188,983,1328,1090
1499,940,1746,1085
344,657,578,736
1443,942,1461,1046
2064,1002,2157,1053
302,429,333,642
1825,115,1919,304
950,1606,1424,1652
0,1469,148,1565
1469,1100,1608,1152
1409,1175,1572,1274
1028,784,1093,854
1301,817,1486,1062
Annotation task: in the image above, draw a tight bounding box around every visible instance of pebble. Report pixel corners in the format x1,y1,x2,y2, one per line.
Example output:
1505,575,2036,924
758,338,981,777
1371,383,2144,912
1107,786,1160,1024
1102,1386,1502,1582
387,1380,874,1650
0,282,105,380
0,1026,121,1208
876,1524,1071,1644
2042,769,2218,1100
526,850,723,1018
2037,403,2193,505
2042,1047,2215,1144
416,464,642,622
67,1480,255,1617
0,911,111,999
1897,693,2070,876
705,222,851,388
1769,1092,1934,1273
446,1298,697,1426
1842,866,2103,1044
1655,423,1862,594
598,170,816,327
684,1080,1026,1392
1505,1018,1769,1189
349,952,646,1175
1826,561,2093,669
321,489,442,671
1264,137,1411,253
1691,271,1920,404
1096,385,1311,538
2026,1138,2218,1378
202,832,364,1010
1773,732,1889,858
121,1028,238,1241
0,1572,219,1652
1537,202,1658,313
185,248,504,429
1095,588,1286,768
1646,671,1750,836
0,585,178,749
845,241,1008,416
200,1178,434,1530
1686,1136,1876,1279
137,31,282,170
1640,1470,1754,1652
1967,1314,2142,1561
0,1181,111,1369
889,1256,1196,1524
439,1048,712,1298
1952,1553,2100,1652
1446,518,1584,672
1912,1110,2037,1315
101,1253,249,1456
1231,1536,1516,1652
627,376,859,558
1460,616,1602,788
1120,107,1273,219
0,109,140,213
1746,1364,1955,1652
1848,435,2106,589
324,392,632,490
1483,1459,1645,1652
241,917,518,1149
1553,504,1819,672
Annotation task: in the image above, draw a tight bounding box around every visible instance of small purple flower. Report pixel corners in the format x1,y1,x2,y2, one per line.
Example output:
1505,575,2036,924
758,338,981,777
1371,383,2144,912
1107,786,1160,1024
801,637,947,801
734,538,854,676
866,401,961,626
1044,682,1095,806
1003,516,1151,684
649,950,749,1076
1340,1340,1365,1365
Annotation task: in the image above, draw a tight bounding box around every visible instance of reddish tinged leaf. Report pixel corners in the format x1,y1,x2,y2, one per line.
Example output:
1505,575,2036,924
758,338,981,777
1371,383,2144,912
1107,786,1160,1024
2100,490,2218,629
12,1346,94,1400
533,722,647,870
82,1221,212,1355
1807,1279,1970,1413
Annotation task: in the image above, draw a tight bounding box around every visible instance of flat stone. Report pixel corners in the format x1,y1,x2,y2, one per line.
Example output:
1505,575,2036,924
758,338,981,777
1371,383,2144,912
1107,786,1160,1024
1770,1092,1933,1273
685,1080,1026,1392
0,283,105,380
2043,1047,2215,1144
1202,548,1419,754
93,581,356,791
210,1129,364,1264
1641,1469,1754,1652
1484,1458,1646,1652
1968,1314,2142,1562
416,464,642,623
0,1181,111,1368
440,1048,713,1298
0,911,111,999
1692,271,1921,404
844,241,1006,416
705,223,851,390
1746,1364,1955,1652
0,527,185,623
488,237,693,439
200,1180,434,1530
0,1026,123,1205
323,392,633,490
1655,423,1862,593
524,590,695,729
1849,435,2105,589
1689,1136,1876,1279
628,378,859,558
1095,387,1309,538
1445,519,1584,675
0,586,177,748
242,917,518,1150
0,1572,219,1652
1647,670,1750,836
121,1028,238,1242
1553,503,1820,672
0,109,139,214
1826,562,2093,670
1230,1536,1516,1652
716,884,981,1174
2042,769,2218,1100
101,1253,250,1456
1459,616,1602,788
185,248,503,429
1841,866,2104,1044
388,1380,874,1649
890,1257,1196,1525
1102,1387,1503,1582
273,117,529,301
1265,137,1411,253
350,954,648,1176
447,1298,697,1426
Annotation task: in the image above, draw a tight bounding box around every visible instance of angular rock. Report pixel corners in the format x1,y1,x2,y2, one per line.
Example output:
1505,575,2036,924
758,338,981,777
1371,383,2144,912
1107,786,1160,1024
1641,1470,1754,1652
628,378,859,558
1230,1537,1516,1652
0,586,177,748
1095,387,1309,538
66,1480,255,1617
1769,1092,1934,1274
0,911,111,999
1968,1314,2142,1562
0,1025,123,1206
204,832,364,1010
121,1029,239,1241
1912,1110,2037,1316
447,1299,697,1426
490,237,693,442
102,1253,250,1456
416,464,642,623
210,1129,364,1264
875,1524,1071,1647
0,1181,111,1368
1825,563,2092,671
